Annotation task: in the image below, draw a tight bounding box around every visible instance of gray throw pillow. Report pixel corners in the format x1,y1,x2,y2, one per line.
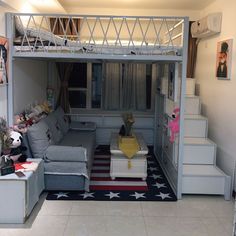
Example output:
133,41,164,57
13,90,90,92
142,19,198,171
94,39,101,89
27,120,54,159
54,107,70,134
44,113,63,144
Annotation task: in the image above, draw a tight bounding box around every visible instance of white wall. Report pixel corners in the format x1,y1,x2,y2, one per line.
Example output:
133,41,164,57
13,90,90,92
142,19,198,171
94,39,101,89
13,59,48,114
0,6,7,36
66,7,200,21
195,0,236,190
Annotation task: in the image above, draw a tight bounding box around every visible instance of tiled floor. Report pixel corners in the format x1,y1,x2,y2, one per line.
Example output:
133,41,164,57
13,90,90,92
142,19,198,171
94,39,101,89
0,193,234,236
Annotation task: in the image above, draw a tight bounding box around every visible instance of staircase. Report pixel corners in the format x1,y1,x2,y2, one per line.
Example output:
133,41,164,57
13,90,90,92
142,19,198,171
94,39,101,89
182,79,231,200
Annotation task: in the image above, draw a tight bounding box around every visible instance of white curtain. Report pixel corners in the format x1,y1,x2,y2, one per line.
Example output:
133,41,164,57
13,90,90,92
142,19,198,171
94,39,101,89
104,63,121,110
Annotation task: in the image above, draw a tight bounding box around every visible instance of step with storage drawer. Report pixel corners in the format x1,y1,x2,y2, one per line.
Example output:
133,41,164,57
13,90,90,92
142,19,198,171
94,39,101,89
182,165,231,200
185,95,201,115
184,115,208,138
183,137,216,164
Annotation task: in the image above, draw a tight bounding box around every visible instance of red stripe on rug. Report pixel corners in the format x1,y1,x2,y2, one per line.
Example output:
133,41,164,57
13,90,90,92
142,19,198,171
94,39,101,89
90,185,148,191
91,177,144,182
90,154,148,191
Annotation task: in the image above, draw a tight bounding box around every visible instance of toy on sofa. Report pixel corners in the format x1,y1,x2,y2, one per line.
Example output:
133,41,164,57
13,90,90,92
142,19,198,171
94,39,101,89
13,114,28,133
9,131,27,162
168,107,180,143
40,101,52,114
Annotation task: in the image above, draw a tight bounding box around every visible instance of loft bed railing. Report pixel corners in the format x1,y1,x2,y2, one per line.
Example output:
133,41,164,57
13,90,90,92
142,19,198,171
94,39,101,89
6,13,188,60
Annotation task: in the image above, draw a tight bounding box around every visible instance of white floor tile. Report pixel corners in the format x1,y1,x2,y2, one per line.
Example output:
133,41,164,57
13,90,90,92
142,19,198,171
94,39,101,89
141,202,177,217
0,194,234,236
63,216,108,236
106,201,143,216
17,215,68,236
70,201,108,215
218,217,234,236
201,217,231,236
144,216,209,236
64,215,147,236
38,200,73,216
105,216,147,236
175,200,216,217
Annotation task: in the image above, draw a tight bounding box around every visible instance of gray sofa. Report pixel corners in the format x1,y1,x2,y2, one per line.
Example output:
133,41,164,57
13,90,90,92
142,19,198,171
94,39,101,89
26,107,96,191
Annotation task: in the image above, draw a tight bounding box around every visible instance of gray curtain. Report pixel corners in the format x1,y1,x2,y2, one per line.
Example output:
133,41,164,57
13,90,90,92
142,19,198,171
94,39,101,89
122,63,135,110
56,62,74,113
135,64,146,110
104,63,121,110
123,63,146,111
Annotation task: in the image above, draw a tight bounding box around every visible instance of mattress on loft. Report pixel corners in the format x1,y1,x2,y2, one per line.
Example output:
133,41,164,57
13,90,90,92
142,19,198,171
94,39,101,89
13,42,182,56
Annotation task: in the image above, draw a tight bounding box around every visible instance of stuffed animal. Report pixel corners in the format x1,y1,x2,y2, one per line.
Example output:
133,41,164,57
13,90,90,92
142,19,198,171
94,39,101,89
9,131,27,162
13,114,28,133
168,107,180,143
40,101,52,114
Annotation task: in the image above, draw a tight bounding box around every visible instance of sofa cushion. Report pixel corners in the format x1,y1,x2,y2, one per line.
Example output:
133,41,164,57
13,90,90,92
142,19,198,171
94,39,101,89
44,161,88,178
59,130,95,149
70,121,96,131
44,145,87,162
44,113,63,143
54,107,70,134
59,130,96,172
27,120,54,159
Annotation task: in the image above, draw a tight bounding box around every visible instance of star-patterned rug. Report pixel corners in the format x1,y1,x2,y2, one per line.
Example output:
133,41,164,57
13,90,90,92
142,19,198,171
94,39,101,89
46,146,177,201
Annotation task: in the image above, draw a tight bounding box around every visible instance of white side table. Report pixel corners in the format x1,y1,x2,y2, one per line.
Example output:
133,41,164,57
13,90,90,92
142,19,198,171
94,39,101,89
0,158,44,223
110,133,148,180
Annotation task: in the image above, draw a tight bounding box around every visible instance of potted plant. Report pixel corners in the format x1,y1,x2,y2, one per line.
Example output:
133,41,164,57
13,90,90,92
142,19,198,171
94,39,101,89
122,112,135,137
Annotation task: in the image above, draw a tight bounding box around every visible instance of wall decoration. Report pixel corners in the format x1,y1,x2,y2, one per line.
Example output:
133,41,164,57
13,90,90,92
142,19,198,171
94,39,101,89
216,39,233,80
0,36,8,85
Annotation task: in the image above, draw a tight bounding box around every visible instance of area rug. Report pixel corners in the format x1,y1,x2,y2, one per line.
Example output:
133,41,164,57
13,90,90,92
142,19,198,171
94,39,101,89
46,146,177,201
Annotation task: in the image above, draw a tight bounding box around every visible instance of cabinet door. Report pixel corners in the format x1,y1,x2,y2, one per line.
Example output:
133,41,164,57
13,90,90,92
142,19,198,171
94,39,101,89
0,180,26,223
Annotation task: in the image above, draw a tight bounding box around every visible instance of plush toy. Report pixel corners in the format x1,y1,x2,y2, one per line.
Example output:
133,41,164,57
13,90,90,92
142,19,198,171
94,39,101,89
168,107,180,143
9,131,27,162
13,114,28,133
40,101,52,114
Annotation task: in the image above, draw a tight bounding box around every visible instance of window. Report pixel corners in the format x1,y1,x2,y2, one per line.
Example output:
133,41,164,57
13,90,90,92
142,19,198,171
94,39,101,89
68,62,154,111
68,63,87,108
92,63,102,108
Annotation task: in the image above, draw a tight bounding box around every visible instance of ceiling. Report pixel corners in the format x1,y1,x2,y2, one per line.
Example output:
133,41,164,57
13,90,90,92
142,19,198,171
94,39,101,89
1,0,216,14
57,0,216,11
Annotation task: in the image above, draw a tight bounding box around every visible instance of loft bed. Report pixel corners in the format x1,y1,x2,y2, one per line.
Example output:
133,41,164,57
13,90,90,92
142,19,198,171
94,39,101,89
6,13,188,60
6,12,189,200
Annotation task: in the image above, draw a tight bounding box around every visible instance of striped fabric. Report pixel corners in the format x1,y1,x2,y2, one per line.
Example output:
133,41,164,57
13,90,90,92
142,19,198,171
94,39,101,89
90,154,148,191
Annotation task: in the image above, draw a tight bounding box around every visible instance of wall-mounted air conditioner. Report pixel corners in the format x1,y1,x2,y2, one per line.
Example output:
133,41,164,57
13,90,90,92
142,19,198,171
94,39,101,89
191,12,222,38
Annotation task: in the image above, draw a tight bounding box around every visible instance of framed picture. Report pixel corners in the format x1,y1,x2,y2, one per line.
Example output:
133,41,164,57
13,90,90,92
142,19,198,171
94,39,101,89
216,39,233,80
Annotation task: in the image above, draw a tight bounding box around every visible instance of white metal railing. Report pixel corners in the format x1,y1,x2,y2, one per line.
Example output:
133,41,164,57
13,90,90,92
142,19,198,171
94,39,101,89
8,13,186,57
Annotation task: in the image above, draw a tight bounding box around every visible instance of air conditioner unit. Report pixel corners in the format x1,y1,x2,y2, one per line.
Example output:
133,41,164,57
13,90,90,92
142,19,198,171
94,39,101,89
191,12,222,38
